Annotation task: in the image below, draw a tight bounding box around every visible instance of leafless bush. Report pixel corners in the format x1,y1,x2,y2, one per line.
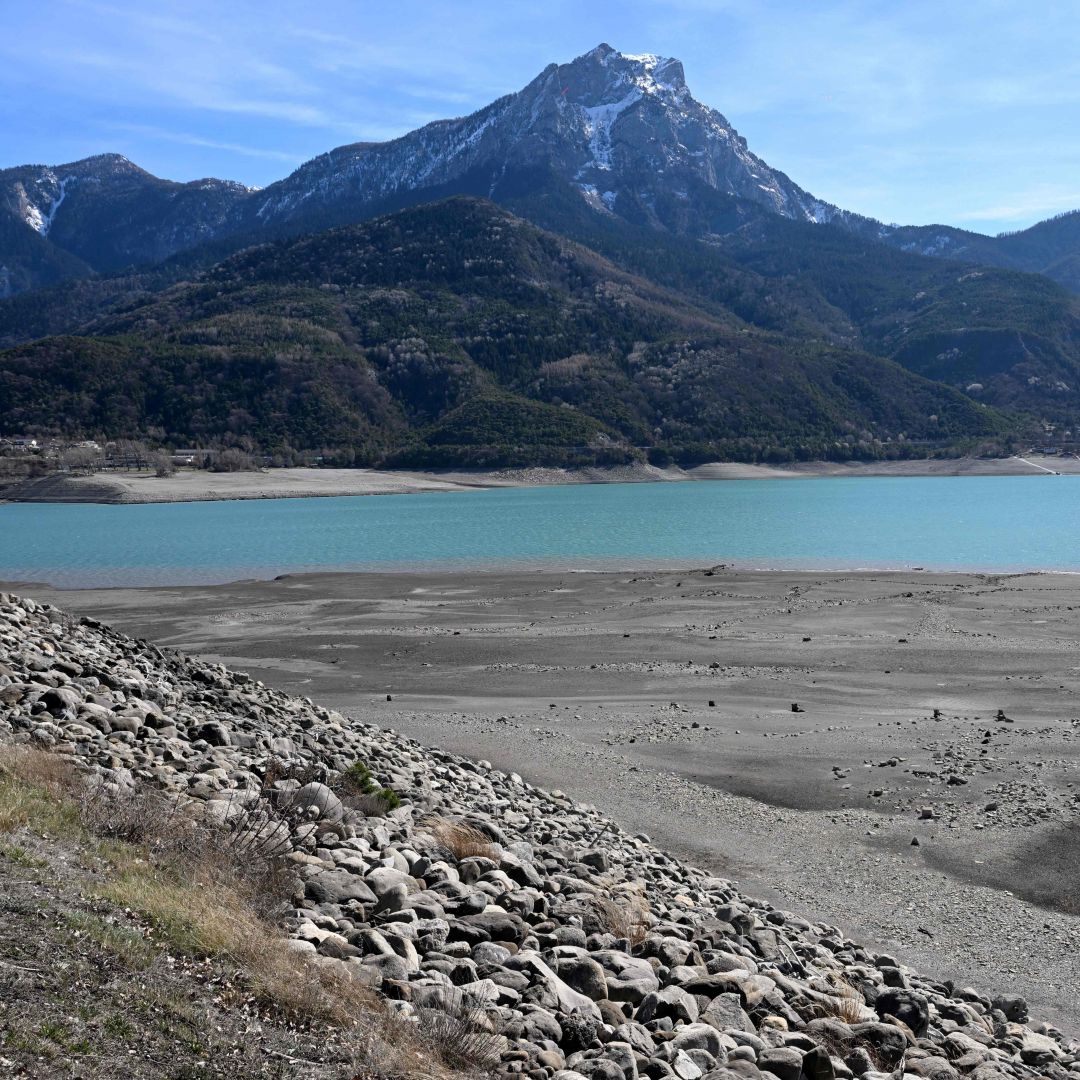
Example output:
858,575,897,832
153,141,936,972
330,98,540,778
211,448,258,473
216,757,324,862
421,817,497,861
75,783,196,849
150,451,176,477
60,446,104,474
592,881,650,945
218,795,296,861
72,761,312,919
417,999,503,1074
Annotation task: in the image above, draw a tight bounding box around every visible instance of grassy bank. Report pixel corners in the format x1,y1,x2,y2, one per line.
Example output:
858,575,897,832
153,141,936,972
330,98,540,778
0,745,494,1079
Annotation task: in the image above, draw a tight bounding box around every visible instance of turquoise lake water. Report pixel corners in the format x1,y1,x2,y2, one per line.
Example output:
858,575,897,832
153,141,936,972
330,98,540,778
0,476,1075,588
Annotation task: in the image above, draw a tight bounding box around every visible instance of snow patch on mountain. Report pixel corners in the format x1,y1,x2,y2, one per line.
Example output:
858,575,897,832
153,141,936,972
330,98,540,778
23,202,44,233
40,177,69,237
577,183,619,214
580,89,641,170
19,171,70,237
623,53,685,95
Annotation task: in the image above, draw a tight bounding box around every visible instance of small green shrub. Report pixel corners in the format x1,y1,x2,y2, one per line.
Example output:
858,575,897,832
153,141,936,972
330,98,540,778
340,761,400,814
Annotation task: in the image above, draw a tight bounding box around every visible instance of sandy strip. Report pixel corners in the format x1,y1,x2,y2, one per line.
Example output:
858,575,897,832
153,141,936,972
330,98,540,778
4,455,1079,504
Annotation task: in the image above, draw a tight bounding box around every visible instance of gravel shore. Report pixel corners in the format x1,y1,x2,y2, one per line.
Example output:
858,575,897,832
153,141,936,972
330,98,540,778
15,567,1080,1035
9,586,1079,1078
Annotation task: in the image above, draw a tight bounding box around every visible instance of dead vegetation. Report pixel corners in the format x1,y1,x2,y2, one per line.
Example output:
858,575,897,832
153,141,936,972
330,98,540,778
806,972,869,1025
420,816,498,861
818,985,866,1025
0,744,81,833
0,742,492,1078
591,880,651,945
416,1000,503,1074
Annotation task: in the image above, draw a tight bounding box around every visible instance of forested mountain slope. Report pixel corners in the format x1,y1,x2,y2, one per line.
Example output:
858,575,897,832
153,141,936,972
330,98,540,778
0,199,1008,465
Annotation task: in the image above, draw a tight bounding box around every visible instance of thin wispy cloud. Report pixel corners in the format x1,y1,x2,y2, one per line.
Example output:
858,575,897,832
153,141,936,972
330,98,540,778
111,124,306,165
956,187,1080,225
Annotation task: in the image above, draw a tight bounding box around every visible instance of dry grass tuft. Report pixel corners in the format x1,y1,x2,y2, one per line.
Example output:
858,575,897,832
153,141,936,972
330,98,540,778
593,881,651,945
101,864,381,1027
418,999,503,1074
813,974,868,1024
421,816,498,861
0,745,81,834
0,745,77,790
66,865,461,1076
824,990,865,1025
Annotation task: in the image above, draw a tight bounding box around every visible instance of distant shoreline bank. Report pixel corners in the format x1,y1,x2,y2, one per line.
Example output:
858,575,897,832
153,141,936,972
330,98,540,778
2,454,1077,506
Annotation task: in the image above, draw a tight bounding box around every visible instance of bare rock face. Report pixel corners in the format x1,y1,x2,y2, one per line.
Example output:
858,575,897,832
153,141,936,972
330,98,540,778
253,43,845,237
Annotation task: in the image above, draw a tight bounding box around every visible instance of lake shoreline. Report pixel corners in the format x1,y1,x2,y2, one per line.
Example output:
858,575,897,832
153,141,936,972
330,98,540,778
3,453,1077,505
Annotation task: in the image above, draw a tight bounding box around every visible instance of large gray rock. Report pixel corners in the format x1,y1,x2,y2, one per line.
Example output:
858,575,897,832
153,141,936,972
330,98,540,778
293,781,343,824
638,985,699,1025
40,685,82,716
194,720,230,745
758,1046,803,1080
592,950,660,1002
702,993,754,1034
555,956,609,1001
451,907,526,945
671,1024,726,1059
305,870,377,906
507,951,603,1022
874,988,928,1036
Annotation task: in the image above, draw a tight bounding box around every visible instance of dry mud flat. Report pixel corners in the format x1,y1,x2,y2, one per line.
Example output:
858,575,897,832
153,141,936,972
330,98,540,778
19,568,1080,1034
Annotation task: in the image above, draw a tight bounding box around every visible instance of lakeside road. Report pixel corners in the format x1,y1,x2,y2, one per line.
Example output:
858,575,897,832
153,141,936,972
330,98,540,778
10,567,1080,1033
4,453,1080,503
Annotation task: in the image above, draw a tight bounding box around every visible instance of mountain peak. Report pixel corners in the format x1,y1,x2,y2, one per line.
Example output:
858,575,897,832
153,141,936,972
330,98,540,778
63,153,149,177
557,44,687,105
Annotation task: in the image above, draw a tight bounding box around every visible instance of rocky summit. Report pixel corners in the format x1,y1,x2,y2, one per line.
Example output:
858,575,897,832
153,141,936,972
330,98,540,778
249,43,849,236
0,589,1076,1080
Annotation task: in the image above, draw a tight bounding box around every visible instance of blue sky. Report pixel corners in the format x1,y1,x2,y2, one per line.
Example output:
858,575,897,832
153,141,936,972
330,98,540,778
3,0,1078,234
